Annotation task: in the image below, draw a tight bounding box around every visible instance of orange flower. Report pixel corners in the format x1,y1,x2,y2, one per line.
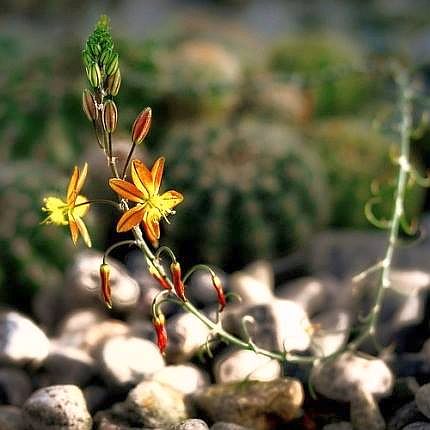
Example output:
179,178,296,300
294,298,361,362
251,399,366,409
109,157,183,243
42,163,92,247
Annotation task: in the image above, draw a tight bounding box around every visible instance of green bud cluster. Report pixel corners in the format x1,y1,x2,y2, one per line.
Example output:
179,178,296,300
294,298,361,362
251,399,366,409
82,15,120,91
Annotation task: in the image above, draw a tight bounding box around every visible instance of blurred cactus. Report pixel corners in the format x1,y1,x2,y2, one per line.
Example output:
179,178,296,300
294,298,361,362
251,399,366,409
268,33,378,116
0,162,76,307
160,118,330,270
309,118,424,228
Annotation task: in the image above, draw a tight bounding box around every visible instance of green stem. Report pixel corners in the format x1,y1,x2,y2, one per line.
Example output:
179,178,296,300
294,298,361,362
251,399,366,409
73,199,121,210
103,240,137,264
121,141,137,179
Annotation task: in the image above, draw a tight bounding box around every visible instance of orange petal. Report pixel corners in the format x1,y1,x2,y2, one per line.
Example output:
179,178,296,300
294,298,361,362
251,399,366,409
109,179,145,203
68,217,79,245
67,166,79,205
75,216,92,248
75,163,88,196
160,190,184,210
116,205,145,232
151,157,165,195
131,159,153,196
143,211,160,242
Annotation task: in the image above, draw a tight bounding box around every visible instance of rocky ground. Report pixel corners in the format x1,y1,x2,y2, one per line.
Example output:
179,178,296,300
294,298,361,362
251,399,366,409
4,220,430,429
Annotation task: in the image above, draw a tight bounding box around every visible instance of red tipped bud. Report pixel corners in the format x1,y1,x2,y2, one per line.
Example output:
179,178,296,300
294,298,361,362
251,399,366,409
170,261,186,302
100,263,112,309
131,108,152,145
149,265,171,290
102,100,118,133
82,89,98,122
152,313,168,354
211,274,226,312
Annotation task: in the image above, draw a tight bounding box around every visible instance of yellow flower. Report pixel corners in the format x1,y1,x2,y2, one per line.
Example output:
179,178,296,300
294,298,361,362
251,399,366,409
109,157,183,244
42,163,92,247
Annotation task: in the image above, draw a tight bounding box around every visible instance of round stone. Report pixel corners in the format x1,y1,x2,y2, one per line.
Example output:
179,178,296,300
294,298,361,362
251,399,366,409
415,383,430,419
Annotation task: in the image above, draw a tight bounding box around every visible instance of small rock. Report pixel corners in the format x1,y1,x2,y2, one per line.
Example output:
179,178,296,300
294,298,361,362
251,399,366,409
277,276,340,316
65,251,140,311
312,352,393,401
322,423,353,430
211,423,252,430
57,308,105,337
23,384,92,430
242,260,274,291
224,299,311,352
124,381,188,427
0,405,25,430
169,419,209,430
152,364,209,394
0,367,32,406
403,424,430,430
229,271,273,305
0,311,50,365
350,388,385,430
415,383,430,419
98,336,164,388
83,385,110,415
192,378,303,430
166,313,211,363
387,401,427,430
82,320,130,355
310,309,351,357
214,349,281,383
45,342,95,385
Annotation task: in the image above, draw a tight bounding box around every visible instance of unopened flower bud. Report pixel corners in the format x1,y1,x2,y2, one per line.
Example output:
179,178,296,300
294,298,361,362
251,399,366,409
100,263,112,309
88,63,102,88
103,100,118,133
106,52,119,76
149,265,171,290
105,68,121,96
89,42,102,58
211,274,226,312
82,50,93,68
100,48,112,66
131,108,152,145
152,313,167,354
170,261,186,301
82,89,98,122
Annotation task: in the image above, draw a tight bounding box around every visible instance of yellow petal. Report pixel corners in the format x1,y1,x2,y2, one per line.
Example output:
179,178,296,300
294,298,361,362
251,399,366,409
131,159,153,197
109,179,145,203
160,190,184,210
75,216,92,248
72,195,90,218
151,157,165,195
116,205,146,232
41,197,68,225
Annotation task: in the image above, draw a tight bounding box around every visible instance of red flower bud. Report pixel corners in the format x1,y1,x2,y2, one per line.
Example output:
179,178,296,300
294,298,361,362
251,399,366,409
82,89,98,122
170,261,186,302
211,274,226,312
102,100,118,133
131,107,152,145
153,313,168,354
149,265,171,291
99,263,112,309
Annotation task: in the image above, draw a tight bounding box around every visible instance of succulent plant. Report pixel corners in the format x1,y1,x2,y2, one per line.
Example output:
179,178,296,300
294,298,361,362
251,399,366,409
268,33,378,116
309,118,425,228
0,161,91,308
159,118,330,271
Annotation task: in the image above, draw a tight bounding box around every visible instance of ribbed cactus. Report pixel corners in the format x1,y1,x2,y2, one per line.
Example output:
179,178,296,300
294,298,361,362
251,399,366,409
159,118,330,270
268,33,377,116
309,118,424,228
0,162,78,306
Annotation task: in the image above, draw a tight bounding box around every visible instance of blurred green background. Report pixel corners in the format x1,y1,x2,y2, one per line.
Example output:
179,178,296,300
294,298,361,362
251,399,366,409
1,0,430,307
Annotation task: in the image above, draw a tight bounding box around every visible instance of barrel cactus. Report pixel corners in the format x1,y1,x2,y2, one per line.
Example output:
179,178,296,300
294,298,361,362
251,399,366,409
268,33,377,116
309,118,425,228
0,162,88,307
159,118,330,271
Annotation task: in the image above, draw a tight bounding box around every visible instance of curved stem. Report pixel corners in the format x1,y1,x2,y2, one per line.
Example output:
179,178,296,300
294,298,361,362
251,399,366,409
121,141,136,179
74,199,121,210
103,240,137,264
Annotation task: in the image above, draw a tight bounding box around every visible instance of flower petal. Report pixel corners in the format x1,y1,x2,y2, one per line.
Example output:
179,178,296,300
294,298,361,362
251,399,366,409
109,179,145,202
67,166,79,205
75,216,92,248
72,195,90,218
151,157,165,195
116,205,146,232
68,216,79,245
75,162,88,196
143,211,160,243
160,190,184,210
131,159,153,196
